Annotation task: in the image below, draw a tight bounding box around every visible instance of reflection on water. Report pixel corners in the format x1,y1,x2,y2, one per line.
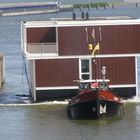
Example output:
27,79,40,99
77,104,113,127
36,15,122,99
0,103,139,140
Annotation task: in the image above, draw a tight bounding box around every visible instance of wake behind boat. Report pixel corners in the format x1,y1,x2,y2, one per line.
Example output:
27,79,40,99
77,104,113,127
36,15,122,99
67,67,124,119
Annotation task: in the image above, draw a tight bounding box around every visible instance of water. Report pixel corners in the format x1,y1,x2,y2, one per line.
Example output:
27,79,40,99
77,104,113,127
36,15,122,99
0,103,140,140
0,0,140,139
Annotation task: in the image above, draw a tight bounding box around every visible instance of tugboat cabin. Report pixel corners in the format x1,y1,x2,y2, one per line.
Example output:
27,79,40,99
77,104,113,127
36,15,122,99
78,79,110,92
21,17,140,102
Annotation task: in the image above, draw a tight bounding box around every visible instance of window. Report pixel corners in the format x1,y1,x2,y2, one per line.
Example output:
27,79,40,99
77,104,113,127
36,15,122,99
79,59,92,80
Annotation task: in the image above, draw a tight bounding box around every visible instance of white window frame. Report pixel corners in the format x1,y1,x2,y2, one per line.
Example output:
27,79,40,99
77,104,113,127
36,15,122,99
79,58,92,80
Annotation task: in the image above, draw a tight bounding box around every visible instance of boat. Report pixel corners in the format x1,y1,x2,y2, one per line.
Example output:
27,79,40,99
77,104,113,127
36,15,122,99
67,66,124,119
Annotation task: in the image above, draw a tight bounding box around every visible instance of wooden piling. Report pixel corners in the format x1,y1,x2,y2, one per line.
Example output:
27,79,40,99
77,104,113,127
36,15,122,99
112,4,115,9
136,3,138,8
0,54,5,88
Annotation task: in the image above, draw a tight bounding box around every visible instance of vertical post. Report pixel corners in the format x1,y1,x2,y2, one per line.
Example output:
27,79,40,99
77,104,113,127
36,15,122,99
93,57,97,80
81,11,85,19
21,21,27,54
33,59,37,102
136,2,138,8
86,12,89,20
56,26,59,55
0,57,2,88
112,3,115,9
99,27,102,79
135,56,139,99
72,11,76,20
0,55,5,88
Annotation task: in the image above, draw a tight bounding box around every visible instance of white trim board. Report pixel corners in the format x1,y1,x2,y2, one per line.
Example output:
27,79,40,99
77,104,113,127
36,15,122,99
36,84,136,90
23,18,140,28
25,53,138,60
36,86,78,90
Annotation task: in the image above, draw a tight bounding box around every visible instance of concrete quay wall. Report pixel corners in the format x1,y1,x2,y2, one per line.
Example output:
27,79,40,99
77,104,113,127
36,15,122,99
2,9,60,16
0,2,73,16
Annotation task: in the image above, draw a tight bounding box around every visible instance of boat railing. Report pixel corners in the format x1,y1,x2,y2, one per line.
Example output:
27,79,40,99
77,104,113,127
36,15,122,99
73,79,110,83
27,42,57,54
76,79,110,91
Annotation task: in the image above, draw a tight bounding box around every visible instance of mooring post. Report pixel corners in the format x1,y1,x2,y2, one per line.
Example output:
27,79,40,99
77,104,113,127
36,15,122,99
0,54,5,88
112,4,115,9
136,2,138,8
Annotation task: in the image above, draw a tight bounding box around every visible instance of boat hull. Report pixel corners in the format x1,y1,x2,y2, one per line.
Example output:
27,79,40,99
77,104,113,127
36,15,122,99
67,100,124,119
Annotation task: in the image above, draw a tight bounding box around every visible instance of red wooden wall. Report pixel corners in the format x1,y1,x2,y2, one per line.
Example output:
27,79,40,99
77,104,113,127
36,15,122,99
35,57,135,87
35,59,79,87
26,25,140,55
58,25,140,55
92,57,135,85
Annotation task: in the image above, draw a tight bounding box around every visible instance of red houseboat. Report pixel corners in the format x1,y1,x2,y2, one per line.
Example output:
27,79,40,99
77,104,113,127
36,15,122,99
21,17,140,102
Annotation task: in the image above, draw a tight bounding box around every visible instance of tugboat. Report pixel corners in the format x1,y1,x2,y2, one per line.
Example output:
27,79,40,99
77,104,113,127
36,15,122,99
67,66,124,119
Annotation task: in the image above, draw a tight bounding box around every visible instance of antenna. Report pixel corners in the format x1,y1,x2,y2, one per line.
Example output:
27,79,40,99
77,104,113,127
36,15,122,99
99,26,102,42
98,26,102,79
101,66,106,81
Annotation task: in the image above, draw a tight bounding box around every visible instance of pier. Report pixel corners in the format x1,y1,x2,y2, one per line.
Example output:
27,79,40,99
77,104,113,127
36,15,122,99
0,54,5,88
